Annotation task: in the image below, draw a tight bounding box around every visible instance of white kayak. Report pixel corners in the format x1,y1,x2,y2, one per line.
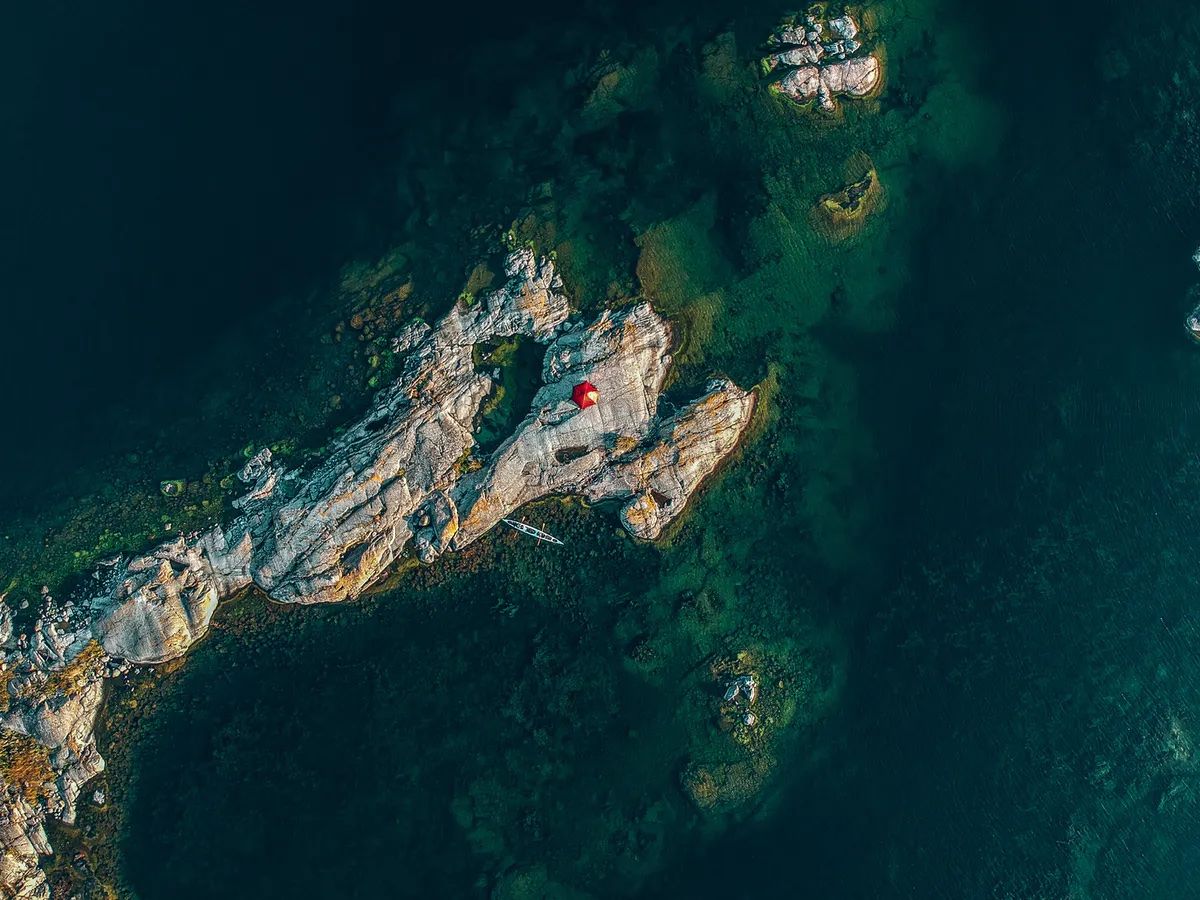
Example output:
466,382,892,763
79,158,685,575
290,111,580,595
501,518,564,546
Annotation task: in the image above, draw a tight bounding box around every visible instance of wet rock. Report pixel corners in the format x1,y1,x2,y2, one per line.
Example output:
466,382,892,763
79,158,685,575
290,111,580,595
722,674,758,705
233,447,279,510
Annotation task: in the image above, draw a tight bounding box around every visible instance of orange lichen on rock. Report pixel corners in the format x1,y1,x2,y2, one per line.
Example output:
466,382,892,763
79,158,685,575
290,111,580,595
40,641,106,700
0,732,53,803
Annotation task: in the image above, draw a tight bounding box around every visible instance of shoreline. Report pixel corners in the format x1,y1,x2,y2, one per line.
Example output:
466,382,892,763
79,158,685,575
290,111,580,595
0,249,757,899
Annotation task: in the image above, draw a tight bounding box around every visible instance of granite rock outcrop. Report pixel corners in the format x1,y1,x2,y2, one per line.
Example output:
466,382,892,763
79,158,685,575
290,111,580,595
763,9,882,112
0,248,755,898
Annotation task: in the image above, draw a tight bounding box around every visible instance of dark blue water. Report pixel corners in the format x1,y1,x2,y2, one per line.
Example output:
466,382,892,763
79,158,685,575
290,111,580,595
1,1,370,504
0,0,647,507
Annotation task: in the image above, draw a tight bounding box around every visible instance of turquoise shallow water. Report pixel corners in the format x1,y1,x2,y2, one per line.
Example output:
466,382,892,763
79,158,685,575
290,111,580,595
666,22,1200,892
10,0,1200,897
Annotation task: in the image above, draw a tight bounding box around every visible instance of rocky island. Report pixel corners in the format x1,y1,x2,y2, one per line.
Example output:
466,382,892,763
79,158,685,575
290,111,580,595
0,249,755,898
763,8,882,112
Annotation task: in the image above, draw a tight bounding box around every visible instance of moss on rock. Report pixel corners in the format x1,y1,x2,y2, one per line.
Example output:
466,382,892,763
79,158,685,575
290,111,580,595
811,152,883,242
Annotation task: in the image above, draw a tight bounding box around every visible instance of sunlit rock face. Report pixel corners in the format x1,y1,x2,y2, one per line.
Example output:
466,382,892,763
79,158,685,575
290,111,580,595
453,303,754,546
0,249,756,899
763,9,882,112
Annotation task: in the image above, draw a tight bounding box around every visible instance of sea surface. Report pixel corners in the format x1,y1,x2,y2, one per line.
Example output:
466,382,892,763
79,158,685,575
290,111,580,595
6,0,1200,898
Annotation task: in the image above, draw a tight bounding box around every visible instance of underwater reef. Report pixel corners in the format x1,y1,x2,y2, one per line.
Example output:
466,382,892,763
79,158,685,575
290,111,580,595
0,250,754,899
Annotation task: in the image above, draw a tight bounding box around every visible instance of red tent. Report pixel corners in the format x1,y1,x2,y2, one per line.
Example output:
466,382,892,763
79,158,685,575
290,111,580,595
571,380,599,409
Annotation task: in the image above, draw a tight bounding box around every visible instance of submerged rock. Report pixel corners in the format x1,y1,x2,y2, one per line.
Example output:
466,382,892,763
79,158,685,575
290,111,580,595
681,758,772,812
0,248,756,898
763,8,882,112
811,152,884,242
681,647,813,815
0,791,50,900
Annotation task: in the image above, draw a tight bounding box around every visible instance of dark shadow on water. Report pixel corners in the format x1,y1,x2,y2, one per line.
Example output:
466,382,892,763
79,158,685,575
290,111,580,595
474,337,545,455
0,0,656,509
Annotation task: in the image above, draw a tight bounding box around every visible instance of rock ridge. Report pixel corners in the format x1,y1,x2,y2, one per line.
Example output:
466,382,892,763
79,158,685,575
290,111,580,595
0,249,755,898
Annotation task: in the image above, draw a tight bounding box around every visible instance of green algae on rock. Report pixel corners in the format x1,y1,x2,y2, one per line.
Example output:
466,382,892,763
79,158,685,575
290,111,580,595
681,644,823,814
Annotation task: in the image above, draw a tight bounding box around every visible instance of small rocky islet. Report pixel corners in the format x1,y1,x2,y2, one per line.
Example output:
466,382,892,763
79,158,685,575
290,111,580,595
762,8,887,244
0,249,759,899
762,6,882,113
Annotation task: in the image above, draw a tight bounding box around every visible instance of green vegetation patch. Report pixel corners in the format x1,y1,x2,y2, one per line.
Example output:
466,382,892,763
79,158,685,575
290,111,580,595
473,337,545,454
